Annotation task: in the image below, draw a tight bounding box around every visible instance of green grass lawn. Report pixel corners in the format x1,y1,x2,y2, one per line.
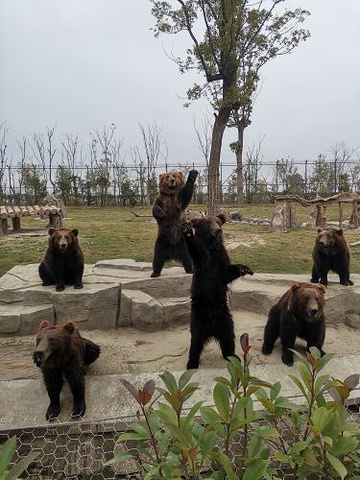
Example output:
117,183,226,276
1,204,360,277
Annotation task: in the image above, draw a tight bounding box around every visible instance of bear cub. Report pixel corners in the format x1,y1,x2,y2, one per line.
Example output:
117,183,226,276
182,213,253,369
39,227,84,292
151,169,198,277
310,226,353,286
262,283,326,366
33,320,100,420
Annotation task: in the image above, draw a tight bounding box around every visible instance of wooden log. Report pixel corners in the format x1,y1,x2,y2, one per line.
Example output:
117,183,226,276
6,206,15,218
0,206,7,219
20,206,30,216
13,206,22,217
12,216,21,231
42,206,50,215
33,205,43,215
339,202,343,228
27,206,36,216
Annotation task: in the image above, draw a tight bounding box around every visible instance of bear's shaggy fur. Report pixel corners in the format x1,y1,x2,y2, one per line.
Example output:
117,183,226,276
151,169,198,277
262,283,327,366
182,214,253,369
39,227,84,292
310,227,353,286
33,320,100,420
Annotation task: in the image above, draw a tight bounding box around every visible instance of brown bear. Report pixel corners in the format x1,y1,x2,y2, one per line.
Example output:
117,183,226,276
151,169,199,277
310,226,353,286
39,227,84,292
262,283,326,366
182,214,253,369
33,320,100,420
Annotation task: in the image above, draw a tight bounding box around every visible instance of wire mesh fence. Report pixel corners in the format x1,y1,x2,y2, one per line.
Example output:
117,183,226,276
1,400,360,479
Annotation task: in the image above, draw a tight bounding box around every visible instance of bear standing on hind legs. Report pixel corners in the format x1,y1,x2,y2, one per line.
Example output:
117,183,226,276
151,169,199,277
33,320,100,420
182,214,253,369
310,226,353,286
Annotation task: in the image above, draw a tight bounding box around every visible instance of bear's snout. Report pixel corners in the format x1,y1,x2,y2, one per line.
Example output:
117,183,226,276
308,307,318,317
33,351,44,367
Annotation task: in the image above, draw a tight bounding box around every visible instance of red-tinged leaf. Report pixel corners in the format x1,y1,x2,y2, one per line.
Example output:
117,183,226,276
143,379,155,397
240,333,251,354
120,379,140,404
138,389,152,406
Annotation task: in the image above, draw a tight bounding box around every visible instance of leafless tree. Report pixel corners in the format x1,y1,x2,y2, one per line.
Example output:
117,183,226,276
193,115,211,167
16,135,28,203
329,141,358,192
31,124,57,193
62,133,80,201
0,122,9,202
244,138,264,202
131,146,146,205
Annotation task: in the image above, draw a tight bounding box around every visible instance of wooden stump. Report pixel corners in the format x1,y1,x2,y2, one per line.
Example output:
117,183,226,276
1,218,8,235
49,213,62,228
12,216,21,232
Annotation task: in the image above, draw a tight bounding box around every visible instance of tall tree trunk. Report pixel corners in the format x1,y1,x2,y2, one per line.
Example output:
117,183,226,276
207,107,231,215
236,121,245,208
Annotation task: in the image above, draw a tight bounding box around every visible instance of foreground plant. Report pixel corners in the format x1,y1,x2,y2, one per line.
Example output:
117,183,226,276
108,336,360,479
0,436,38,480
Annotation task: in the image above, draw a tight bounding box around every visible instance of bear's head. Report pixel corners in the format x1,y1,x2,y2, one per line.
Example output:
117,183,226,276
48,227,79,253
33,320,77,367
315,227,344,254
190,213,227,246
288,283,326,322
158,171,184,195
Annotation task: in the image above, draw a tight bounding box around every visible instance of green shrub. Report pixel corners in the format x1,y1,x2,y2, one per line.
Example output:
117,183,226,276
108,334,360,479
0,436,38,480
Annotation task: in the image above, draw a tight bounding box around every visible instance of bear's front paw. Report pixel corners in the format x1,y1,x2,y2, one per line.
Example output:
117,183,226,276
72,402,86,417
46,403,60,420
188,169,199,182
238,264,254,276
281,350,294,367
261,343,273,355
182,222,193,237
56,284,65,292
74,283,83,289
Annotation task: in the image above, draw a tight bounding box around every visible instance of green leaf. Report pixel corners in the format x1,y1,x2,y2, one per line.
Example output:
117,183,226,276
210,451,237,480
118,431,149,441
247,435,262,457
326,452,347,479
330,436,358,457
159,371,178,394
288,374,307,397
0,437,16,475
178,369,197,389
243,459,269,480
344,374,360,390
201,406,222,427
105,452,134,465
4,451,39,480
213,382,230,422
275,451,289,462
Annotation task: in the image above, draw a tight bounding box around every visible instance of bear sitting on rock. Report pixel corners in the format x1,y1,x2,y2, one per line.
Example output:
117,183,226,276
182,213,253,369
262,283,327,366
33,320,100,420
39,227,84,292
151,169,198,277
310,226,353,286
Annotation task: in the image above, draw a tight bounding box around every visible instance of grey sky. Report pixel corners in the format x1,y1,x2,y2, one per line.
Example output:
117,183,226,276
0,0,359,167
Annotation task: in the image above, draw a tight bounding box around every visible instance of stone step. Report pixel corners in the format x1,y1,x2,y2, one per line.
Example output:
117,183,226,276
0,303,55,335
119,289,190,329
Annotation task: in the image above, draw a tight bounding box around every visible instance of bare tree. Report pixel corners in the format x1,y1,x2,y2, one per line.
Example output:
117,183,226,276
139,122,168,203
131,146,147,205
0,122,9,202
244,138,263,202
16,135,28,203
62,133,80,202
193,115,211,167
329,141,358,192
31,124,58,193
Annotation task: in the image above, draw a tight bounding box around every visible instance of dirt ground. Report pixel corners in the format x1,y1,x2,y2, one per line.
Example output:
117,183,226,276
2,311,360,382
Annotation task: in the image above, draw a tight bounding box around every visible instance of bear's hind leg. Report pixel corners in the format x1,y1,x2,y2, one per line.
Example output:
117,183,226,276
187,327,208,370
151,242,168,277
217,320,236,361
262,310,279,355
65,369,86,417
39,262,54,286
43,369,63,420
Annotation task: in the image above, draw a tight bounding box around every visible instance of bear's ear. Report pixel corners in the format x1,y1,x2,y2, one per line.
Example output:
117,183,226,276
337,228,343,236
63,321,76,334
316,284,327,294
287,283,301,311
48,228,56,236
317,228,323,234
159,173,165,182
216,213,227,225
71,229,79,237
39,320,50,330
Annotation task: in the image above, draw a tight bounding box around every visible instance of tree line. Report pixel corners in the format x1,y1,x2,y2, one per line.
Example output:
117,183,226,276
0,121,359,207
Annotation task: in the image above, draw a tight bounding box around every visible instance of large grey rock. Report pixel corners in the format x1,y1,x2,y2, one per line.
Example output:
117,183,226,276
0,304,54,334
120,289,164,330
95,258,153,271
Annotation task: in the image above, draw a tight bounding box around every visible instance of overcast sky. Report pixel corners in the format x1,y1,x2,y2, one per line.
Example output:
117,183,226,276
0,0,359,167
